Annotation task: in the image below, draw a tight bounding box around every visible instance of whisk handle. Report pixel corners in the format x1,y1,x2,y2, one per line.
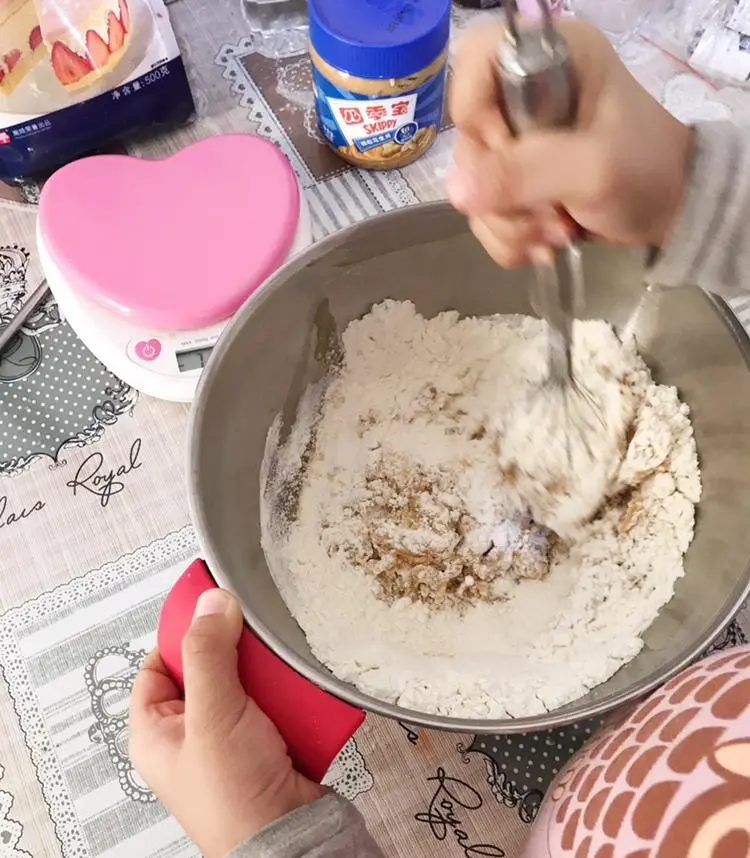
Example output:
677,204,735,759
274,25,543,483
497,4,582,384
497,3,578,135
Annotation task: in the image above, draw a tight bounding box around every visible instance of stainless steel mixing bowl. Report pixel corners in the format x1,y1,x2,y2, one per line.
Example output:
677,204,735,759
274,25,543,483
189,202,750,733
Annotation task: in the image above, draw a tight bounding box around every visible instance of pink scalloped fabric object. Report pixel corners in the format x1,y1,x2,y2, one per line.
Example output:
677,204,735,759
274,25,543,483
524,645,750,858
38,133,301,330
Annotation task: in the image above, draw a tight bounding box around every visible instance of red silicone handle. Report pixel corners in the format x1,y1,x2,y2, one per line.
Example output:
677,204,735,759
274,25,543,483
157,559,365,782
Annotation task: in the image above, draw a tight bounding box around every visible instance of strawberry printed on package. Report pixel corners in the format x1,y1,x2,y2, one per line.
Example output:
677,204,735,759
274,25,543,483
0,0,194,178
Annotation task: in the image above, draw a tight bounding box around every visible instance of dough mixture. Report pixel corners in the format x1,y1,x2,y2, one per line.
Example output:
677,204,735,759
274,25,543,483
261,300,701,718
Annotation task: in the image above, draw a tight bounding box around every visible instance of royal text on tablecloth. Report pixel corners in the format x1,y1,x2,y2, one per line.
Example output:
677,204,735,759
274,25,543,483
65,438,143,508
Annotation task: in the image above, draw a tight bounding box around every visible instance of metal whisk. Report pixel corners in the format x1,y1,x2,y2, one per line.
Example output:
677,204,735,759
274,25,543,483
498,0,603,451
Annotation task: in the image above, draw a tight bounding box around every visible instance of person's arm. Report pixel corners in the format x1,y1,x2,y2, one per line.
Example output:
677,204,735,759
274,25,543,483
447,21,750,300
129,590,382,858
228,794,384,858
649,122,750,297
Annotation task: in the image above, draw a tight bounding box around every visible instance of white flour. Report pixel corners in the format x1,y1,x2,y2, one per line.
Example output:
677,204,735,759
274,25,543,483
261,300,701,718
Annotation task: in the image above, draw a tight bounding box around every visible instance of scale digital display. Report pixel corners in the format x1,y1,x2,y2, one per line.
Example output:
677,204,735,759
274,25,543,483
176,345,214,373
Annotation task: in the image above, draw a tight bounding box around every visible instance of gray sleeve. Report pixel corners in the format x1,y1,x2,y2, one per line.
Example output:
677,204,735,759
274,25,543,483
648,121,750,297
226,794,384,858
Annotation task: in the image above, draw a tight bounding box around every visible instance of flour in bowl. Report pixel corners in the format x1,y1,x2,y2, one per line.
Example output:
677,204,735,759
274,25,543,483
261,300,701,718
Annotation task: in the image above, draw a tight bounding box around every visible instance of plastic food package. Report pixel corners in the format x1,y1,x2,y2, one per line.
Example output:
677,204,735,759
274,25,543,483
641,0,750,86
241,0,309,59
0,0,195,179
690,0,750,84
568,0,652,45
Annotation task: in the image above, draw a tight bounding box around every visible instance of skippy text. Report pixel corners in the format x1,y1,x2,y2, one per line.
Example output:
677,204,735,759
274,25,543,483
331,94,417,139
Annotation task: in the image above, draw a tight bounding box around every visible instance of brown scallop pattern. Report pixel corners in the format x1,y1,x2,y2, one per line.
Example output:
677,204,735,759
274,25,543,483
714,830,750,858
540,648,750,858
569,765,589,796
602,728,635,761
586,736,612,762
712,679,750,721
579,766,605,803
659,708,700,744
663,663,703,692
556,766,575,790
653,785,748,858
669,675,705,705
583,787,611,831
635,711,672,743
627,745,666,788
631,781,680,840
667,727,725,774
695,672,738,704
630,695,664,725
556,795,573,825
605,745,639,783
710,739,750,779
602,790,635,838
562,808,582,852
710,652,749,670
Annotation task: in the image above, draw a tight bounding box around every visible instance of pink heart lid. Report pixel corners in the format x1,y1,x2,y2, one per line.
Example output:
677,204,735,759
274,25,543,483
38,134,301,331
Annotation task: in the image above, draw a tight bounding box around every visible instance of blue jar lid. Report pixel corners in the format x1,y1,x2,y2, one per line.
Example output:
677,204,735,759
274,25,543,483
309,0,451,81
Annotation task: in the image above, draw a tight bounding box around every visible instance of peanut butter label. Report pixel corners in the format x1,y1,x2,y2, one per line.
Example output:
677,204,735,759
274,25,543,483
312,63,446,168
327,94,419,152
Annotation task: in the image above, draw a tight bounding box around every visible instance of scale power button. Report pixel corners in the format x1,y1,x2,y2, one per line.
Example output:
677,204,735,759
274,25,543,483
135,339,162,362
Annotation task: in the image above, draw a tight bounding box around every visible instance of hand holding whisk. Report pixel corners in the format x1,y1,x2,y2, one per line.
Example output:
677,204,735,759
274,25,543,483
497,0,605,461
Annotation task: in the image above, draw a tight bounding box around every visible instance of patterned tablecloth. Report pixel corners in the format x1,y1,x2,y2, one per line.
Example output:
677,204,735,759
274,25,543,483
1,4,750,857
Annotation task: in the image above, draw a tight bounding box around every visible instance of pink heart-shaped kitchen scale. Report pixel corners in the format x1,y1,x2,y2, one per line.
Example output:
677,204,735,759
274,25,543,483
38,134,302,331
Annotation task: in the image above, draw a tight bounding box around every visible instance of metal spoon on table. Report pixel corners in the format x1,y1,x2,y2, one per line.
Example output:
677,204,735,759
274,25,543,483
0,281,50,358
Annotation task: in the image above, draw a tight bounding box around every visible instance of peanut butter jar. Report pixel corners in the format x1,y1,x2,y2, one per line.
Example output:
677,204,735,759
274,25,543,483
308,0,451,171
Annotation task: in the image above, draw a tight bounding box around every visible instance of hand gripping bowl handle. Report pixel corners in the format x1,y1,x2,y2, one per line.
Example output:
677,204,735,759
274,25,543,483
157,559,366,782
